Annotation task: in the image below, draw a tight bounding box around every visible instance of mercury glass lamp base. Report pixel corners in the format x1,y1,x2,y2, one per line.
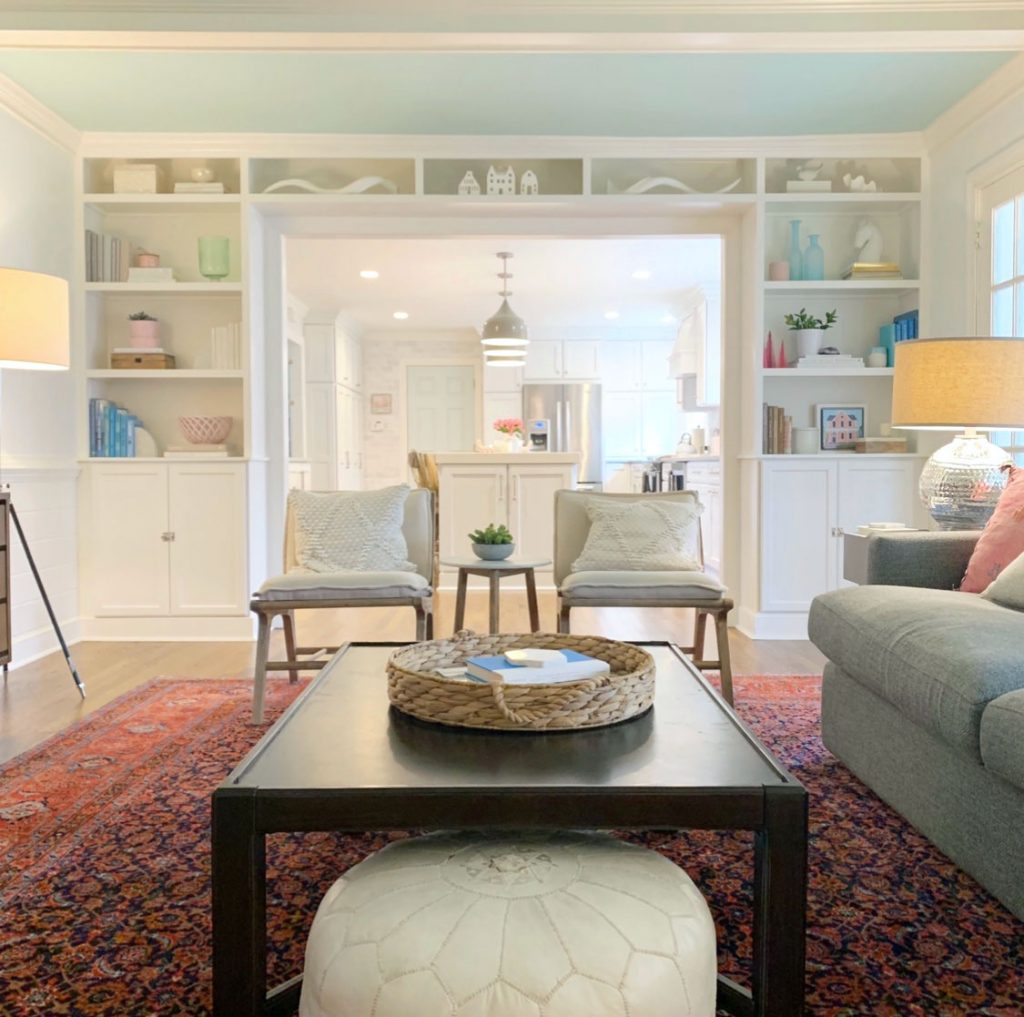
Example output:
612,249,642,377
919,434,1012,530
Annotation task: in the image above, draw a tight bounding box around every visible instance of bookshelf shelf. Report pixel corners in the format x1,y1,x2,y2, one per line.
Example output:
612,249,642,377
763,280,920,293
81,456,248,463
764,193,921,213
83,194,242,215
85,282,243,295
86,369,245,380
760,367,894,378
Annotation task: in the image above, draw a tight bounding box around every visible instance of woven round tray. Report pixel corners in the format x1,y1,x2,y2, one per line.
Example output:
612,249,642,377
387,631,655,731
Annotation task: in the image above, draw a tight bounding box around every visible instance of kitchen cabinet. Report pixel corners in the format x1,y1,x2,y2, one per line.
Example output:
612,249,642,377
642,392,679,456
599,340,674,391
86,462,246,617
759,457,917,615
686,460,722,573
524,340,600,381
640,340,675,391
483,363,524,393
603,392,644,457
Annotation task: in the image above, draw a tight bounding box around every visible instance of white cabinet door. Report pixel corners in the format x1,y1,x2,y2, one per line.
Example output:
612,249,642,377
348,335,363,391
350,389,365,485
641,340,675,391
603,392,644,457
690,481,722,574
483,363,524,394
303,324,335,383
484,393,523,442
168,464,247,616
305,381,335,488
599,342,642,390
438,465,507,562
88,464,170,616
761,460,837,613
641,391,680,456
523,341,562,380
835,459,917,586
508,463,572,568
561,341,600,379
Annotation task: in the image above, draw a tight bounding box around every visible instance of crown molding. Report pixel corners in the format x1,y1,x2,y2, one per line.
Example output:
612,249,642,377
0,70,79,151
925,51,1024,151
1,28,1023,53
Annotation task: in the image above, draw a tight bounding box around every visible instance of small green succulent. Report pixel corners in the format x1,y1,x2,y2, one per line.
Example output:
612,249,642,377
468,523,514,545
784,308,838,331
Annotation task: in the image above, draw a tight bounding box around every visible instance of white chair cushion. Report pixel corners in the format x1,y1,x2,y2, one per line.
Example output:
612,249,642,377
289,486,415,573
257,569,430,602
299,830,717,1017
571,497,702,573
561,570,725,602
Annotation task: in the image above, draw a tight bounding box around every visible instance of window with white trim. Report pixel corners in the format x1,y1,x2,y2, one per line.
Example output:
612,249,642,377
977,165,1024,464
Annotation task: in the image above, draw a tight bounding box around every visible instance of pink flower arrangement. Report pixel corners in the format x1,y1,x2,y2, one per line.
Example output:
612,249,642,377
493,417,524,436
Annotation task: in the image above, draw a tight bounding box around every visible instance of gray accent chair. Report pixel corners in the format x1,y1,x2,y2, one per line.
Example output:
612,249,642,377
249,488,435,723
809,530,1024,920
554,489,734,704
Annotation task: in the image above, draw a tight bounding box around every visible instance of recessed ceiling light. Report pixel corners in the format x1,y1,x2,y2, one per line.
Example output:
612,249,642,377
660,314,677,325
393,311,409,320
359,269,379,279
604,310,620,321
631,269,651,280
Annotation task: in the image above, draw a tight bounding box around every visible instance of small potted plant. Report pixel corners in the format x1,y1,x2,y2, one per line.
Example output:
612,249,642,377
128,311,160,349
468,523,515,561
783,308,838,361
493,417,524,452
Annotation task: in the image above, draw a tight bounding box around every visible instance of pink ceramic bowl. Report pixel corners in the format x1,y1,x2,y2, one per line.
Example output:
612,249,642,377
179,415,232,445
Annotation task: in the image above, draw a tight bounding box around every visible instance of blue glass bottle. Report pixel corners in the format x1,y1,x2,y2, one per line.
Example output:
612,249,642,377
803,234,825,281
788,220,803,282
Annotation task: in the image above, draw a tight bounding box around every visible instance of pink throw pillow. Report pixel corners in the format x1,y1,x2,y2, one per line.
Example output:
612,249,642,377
961,465,1024,593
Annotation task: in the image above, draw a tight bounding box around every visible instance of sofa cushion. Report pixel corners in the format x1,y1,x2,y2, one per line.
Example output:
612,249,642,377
257,569,430,602
960,464,1024,592
981,549,1024,611
981,690,1024,791
809,585,1024,759
561,570,724,601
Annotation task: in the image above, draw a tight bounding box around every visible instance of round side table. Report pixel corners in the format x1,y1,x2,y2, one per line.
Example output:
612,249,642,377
440,556,552,634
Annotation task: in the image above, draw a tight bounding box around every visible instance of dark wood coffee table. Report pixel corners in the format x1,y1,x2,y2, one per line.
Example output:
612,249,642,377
212,642,807,1017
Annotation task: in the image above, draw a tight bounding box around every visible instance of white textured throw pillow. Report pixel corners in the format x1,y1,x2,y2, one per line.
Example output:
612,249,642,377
981,550,1024,610
290,486,415,573
572,497,703,573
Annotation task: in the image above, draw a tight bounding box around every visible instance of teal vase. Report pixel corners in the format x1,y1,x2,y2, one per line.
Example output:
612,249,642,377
803,234,825,281
787,220,803,282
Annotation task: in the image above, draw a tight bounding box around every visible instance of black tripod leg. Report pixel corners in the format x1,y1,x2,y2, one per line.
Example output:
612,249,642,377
8,502,85,699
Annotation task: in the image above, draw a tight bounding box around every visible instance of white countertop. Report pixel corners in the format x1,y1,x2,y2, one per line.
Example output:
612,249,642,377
433,452,582,465
657,454,720,463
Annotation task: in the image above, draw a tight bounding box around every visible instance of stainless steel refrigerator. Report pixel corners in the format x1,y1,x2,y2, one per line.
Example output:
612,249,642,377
522,383,603,488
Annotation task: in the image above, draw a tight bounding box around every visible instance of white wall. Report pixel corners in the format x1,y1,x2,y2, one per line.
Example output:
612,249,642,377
0,104,79,662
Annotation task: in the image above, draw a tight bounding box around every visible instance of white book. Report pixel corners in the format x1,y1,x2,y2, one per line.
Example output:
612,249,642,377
127,267,177,281
785,180,832,192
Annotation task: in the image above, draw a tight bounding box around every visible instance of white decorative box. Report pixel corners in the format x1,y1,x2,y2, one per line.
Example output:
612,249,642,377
113,164,160,194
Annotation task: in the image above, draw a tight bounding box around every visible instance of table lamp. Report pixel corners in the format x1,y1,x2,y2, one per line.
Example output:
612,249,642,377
0,267,83,696
892,336,1024,529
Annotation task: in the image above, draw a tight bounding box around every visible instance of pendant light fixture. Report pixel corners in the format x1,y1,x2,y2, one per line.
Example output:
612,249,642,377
481,252,528,366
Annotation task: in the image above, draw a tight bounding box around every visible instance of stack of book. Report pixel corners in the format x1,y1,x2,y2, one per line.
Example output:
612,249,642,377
163,444,229,459
84,230,130,282
127,266,176,283
893,308,919,341
762,404,793,454
841,261,902,280
463,650,609,685
89,398,142,457
796,354,865,370
786,179,831,193
210,323,242,369
173,181,226,194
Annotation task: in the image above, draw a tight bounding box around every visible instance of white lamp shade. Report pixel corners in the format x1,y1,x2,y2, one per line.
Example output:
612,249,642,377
0,268,70,370
481,298,528,345
892,337,1024,430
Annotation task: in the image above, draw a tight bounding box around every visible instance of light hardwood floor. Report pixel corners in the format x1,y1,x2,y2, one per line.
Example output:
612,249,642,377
0,590,824,765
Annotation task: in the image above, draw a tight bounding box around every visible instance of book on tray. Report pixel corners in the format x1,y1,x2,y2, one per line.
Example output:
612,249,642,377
465,650,610,685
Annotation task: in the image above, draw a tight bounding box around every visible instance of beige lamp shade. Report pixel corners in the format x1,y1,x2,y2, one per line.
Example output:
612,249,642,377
892,337,1024,430
0,267,70,370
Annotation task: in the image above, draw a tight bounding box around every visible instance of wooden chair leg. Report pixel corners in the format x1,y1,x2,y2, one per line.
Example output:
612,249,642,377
414,601,427,641
281,610,299,683
424,600,435,641
692,610,709,658
715,608,735,707
558,601,571,634
252,610,273,724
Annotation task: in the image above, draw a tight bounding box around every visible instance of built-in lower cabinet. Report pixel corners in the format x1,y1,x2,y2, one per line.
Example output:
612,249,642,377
84,461,247,619
686,460,722,574
755,456,918,636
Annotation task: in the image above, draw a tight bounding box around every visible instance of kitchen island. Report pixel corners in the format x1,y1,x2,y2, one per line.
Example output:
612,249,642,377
435,452,581,589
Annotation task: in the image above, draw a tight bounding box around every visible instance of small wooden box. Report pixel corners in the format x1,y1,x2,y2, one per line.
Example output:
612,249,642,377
113,163,160,194
854,437,908,454
111,352,176,370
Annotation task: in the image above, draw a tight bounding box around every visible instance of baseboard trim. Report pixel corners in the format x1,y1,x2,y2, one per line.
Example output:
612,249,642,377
737,606,809,640
79,616,255,641
9,617,83,669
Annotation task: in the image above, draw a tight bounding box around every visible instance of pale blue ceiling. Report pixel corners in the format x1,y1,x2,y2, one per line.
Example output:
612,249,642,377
0,51,1011,135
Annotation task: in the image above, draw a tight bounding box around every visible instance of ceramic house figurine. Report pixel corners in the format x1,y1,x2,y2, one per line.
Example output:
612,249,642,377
458,171,481,196
486,165,516,196
520,170,539,195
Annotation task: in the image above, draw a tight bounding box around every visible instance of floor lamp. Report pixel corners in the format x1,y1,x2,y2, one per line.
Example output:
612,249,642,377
0,267,84,698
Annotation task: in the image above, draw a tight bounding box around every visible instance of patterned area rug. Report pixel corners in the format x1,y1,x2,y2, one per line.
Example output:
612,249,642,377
1,674,1021,1016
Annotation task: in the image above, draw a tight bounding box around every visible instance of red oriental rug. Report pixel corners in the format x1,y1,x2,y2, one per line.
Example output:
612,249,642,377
0,675,1022,1016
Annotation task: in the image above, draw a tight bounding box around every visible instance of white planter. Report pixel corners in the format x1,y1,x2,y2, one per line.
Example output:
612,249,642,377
793,328,825,359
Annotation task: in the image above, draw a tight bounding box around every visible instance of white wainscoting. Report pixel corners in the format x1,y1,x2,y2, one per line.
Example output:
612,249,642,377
1,464,81,667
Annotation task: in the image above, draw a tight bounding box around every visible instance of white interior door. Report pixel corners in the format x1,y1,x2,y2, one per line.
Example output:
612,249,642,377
407,364,477,453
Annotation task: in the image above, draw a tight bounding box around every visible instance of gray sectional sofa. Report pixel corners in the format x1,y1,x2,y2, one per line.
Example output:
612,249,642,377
808,530,1024,920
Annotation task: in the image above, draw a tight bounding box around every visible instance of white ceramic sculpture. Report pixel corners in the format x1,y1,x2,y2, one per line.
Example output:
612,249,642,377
299,830,717,1017
853,219,884,263
520,169,539,195
262,176,398,195
610,175,742,196
457,171,480,196
486,165,516,196
842,173,878,193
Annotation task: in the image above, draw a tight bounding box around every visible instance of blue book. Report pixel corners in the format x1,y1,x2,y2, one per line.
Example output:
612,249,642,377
467,650,610,685
105,403,117,457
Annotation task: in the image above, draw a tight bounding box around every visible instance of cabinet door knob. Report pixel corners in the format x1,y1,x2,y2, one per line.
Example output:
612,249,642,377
161,531,175,542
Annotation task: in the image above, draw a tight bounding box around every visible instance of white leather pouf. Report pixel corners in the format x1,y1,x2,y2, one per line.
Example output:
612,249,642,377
299,830,717,1017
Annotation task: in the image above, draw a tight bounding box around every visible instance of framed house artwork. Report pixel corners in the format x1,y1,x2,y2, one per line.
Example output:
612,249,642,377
817,404,866,451
370,393,393,415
